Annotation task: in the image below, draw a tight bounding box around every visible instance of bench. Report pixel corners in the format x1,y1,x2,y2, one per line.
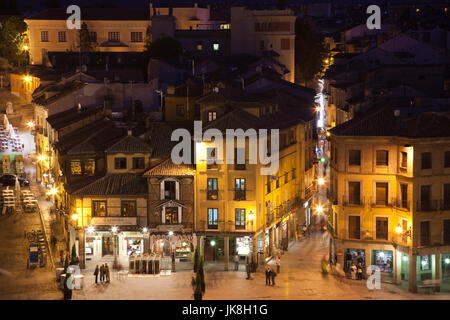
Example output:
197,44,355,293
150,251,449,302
418,279,441,292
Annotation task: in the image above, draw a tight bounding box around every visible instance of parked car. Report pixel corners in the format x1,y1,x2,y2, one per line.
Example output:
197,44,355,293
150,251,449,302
0,174,30,187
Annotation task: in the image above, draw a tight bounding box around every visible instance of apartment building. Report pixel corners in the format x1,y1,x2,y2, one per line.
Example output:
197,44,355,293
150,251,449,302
330,106,450,293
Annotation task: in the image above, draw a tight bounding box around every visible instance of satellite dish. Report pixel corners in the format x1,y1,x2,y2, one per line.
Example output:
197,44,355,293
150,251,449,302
81,65,87,72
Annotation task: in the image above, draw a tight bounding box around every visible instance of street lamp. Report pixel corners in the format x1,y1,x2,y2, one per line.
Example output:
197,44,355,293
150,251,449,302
142,227,148,233
23,45,29,51
23,76,31,83
316,205,324,214
37,154,46,162
111,226,119,269
27,121,34,128
71,213,78,221
87,226,95,234
318,177,325,185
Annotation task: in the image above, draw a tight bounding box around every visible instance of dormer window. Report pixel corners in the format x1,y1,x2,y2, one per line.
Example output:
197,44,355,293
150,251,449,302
161,179,179,200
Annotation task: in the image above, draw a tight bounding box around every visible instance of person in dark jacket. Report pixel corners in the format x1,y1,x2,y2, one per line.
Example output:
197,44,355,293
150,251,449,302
270,269,277,286
100,264,105,283
93,265,99,284
245,261,251,280
265,266,272,286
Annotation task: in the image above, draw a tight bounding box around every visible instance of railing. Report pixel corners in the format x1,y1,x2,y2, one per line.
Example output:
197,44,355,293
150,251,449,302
439,200,450,211
394,199,410,211
369,197,395,208
416,200,438,212
234,163,246,170
207,189,218,200
342,195,365,206
234,190,246,201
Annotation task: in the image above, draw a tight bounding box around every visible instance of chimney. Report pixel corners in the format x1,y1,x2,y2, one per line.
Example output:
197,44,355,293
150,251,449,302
127,128,133,136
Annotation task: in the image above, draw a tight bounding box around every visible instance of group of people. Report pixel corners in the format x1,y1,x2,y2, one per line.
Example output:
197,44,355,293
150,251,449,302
265,255,281,286
93,264,110,284
350,262,364,280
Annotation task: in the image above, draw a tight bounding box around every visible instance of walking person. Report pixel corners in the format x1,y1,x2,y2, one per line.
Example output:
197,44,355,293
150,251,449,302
270,268,277,286
105,263,110,283
100,264,105,283
265,266,272,286
93,265,99,285
276,255,281,274
234,254,239,271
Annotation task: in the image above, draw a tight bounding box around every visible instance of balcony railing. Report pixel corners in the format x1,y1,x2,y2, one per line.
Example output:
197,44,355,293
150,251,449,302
234,190,246,201
394,199,410,211
369,197,395,208
342,196,365,206
440,200,450,211
207,189,218,200
416,200,438,212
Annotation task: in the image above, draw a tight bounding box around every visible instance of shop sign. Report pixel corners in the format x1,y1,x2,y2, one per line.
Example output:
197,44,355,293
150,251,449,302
337,251,343,256
236,237,251,255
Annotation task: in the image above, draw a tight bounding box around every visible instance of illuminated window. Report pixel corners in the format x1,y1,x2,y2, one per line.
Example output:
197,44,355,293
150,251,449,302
58,31,66,42
208,208,218,229
84,159,95,175
213,43,219,51
71,160,82,175
41,31,49,42
208,111,216,122
196,42,203,51
235,208,245,230
165,207,178,224
92,201,107,217
121,200,136,217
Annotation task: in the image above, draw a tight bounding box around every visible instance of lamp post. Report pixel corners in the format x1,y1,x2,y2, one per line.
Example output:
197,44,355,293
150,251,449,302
111,226,119,269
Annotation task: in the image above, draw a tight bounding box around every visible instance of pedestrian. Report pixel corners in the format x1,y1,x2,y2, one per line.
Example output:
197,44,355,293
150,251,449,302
276,255,281,273
105,263,110,283
93,265,99,284
100,264,105,283
265,266,272,286
350,263,357,280
357,262,363,280
245,259,251,280
234,254,239,271
59,250,65,267
270,268,277,286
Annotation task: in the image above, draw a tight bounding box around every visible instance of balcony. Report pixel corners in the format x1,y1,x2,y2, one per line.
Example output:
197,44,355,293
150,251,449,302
207,189,218,200
416,200,438,212
369,197,394,208
440,199,450,211
342,196,365,207
394,199,410,211
234,190,246,201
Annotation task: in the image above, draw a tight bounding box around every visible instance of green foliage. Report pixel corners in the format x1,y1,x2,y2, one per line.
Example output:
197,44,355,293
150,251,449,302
199,257,205,293
0,16,28,67
194,270,202,296
70,244,79,265
193,247,199,272
147,37,182,58
294,18,328,84
63,254,70,273
79,22,92,53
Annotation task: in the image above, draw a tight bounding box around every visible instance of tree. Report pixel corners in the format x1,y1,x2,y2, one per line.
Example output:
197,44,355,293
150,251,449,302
193,269,203,300
193,247,199,273
63,254,70,273
70,244,79,265
0,16,28,67
147,37,182,58
199,257,205,293
294,18,328,86
79,22,92,53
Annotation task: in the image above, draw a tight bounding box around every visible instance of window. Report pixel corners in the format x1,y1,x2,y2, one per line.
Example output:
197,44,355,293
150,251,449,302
400,183,408,208
276,177,280,188
208,111,216,122
41,31,49,42
58,31,66,42
401,151,408,168
235,178,246,200
281,38,290,50
207,178,218,200
348,181,361,205
445,151,450,168
84,159,95,175
234,148,246,170
89,31,97,42
206,148,218,169
375,182,388,206
92,201,107,217
213,43,219,51
444,220,450,245
443,183,450,210
132,157,145,169
71,160,82,175
292,168,296,180
114,157,127,169
349,150,361,166
196,42,203,51
164,180,176,200
235,208,245,230
165,207,178,224
284,173,288,184
108,32,120,41
420,221,430,246
349,216,360,239
121,200,136,217
131,32,143,42
176,104,185,117
266,175,271,194
420,185,431,210
376,217,388,240
376,150,388,166
207,208,218,229
421,152,431,169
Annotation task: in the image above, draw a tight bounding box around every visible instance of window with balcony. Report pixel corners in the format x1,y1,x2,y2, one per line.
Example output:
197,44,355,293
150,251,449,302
131,32,143,42
108,32,120,41
58,31,66,42
400,183,408,208
445,151,450,168
114,157,127,169
349,150,361,166
420,185,431,210
376,217,388,240
164,207,178,224
235,208,245,230
420,221,430,246
121,200,136,217
444,220,450,245
421,152,431,169
375,182,388,205
401,151,408,168
206,147,218,169
132,157,145,169
235,178,246,200
234,148,246,170
41,31,49,42
348,181,361,205
207,208,218,229
163,180,177,200
92,201,107,217
444,183,450,210
376,150,388,166
348,216,360,239
207,178,218,200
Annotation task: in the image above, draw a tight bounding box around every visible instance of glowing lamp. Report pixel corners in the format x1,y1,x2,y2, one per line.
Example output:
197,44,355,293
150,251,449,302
395,224,402,234
142,227,148,233
71,214,78,221
87,226,95,233
421,260,427,266
445,258,450,264
23,45,29,51
320,157,326,163
24,76,31,83
402,256,408,262
379,252,385,258
27,121,34,128
38,155,46,162
318,178,325,185
210,240,216,247
111,226,118,233
168,231,174,236
248,211,255,221
316,205,323,214
47,188,57,196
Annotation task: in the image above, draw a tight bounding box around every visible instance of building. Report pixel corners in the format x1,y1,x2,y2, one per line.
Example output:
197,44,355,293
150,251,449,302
329,105,450,293
230,6,296,83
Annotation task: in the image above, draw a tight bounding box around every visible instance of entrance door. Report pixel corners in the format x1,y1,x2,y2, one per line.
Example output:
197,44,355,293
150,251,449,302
102,236,114,256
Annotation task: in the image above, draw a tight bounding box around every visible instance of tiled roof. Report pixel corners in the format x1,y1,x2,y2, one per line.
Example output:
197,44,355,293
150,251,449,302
143,159,195,177
46,106,104,130
26,8,150,21
105,135,152,154
71,174,147,196
146,122,193,159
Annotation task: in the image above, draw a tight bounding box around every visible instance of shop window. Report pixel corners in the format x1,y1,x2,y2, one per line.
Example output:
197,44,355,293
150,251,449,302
234,148,246,170
235,178,246,200
132,157,145,169
207,178,218,200
235,208,245,230
344,249,365,273
164,207,178,224
207,147,218,169
121,200,136,217
92,200,107,217
371,250,393,273
442,254,450,279
421,152,431,169
207,208,218,229
349,150,361,166
375,182,388,205
348,181,361,205
445,151,450,168
348,216,360,239
420,221,430,246
420,255,432,271
71,160,82,175
376,150,388,166
375,217,388,240
114,157,127,169
102,236,114,256
401,151,408,168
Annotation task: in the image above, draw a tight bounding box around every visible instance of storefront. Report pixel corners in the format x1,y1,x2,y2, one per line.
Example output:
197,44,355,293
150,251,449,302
371,250,393,281
417,254,435,285
236,236,252,256
441,254,450,291
344,248,366,273
281,217,289,250
149,234,194,270
257,233,264,265
396,251,410,288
